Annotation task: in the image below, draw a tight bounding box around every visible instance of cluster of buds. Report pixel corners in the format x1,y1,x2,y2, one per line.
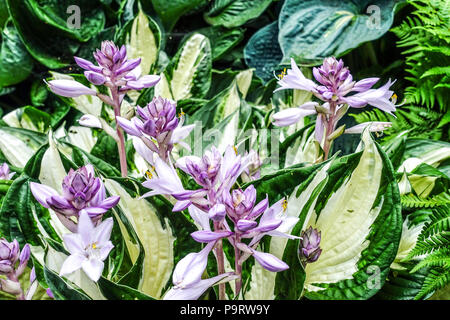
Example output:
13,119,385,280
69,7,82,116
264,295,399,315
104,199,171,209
45,40,161,177
116,96,194,163
299,226,322,265
47,41,160,99
0,163,15,180
30,164,120,233
0,239,30,299
273,57,398,160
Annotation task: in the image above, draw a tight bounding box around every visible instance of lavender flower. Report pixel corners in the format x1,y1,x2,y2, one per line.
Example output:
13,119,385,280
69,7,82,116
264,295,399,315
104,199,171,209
116,96,194,162
0,238,30,299
299,226,322,264
59,211,114,282
142,145,250,212
163,241,237,300
273,57,399,160
30,164,120,232
0,163,15,180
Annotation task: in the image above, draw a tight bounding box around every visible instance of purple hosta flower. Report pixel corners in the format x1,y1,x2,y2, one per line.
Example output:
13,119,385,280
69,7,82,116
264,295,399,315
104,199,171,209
70,40,160,96
0,163,15,180
60,211,114,282
191,185,298,273
142,145,250,213
299,226,322,264
163,241,237,300
273,57,399,159
276,57,398,113
116,96,194,162
0,239,30,299
30,164,120,232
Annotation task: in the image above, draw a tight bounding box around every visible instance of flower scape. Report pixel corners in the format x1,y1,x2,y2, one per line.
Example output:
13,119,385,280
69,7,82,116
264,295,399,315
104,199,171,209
0,0,448,302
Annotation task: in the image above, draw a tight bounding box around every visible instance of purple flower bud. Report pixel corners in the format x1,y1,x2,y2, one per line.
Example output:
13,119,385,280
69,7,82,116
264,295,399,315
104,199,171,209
46,80,97,98
84,71,106,85
251,249,289,272
0,162,15,180
208,204,226,222
236,219,258,232
0,238,20,275
299,226,322,264
0,278,22,296
191,230,233,243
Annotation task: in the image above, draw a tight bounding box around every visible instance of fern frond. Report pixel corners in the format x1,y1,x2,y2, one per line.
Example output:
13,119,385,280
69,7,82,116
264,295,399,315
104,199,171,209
401,192,450,208
414,267,450,299
411,248,450,272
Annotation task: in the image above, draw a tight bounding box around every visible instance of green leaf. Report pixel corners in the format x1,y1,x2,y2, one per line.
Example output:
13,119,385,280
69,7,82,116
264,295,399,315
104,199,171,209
6,0,105,68
44,266,91,300
151,0,207,31
30,80,48,107
97,277,156,300
244,21,283,82
204,0,272,28
0,21,33,87
195,26,245,61
278,0,402,64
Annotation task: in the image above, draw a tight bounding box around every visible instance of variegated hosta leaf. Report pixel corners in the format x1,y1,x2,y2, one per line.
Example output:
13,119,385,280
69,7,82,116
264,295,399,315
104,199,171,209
2,106,51,133
245,130,402,299
0,126,46,168
103,179,176,298
400,139,450,173
125,9,161,76
118,9,161,103
155,33,212,101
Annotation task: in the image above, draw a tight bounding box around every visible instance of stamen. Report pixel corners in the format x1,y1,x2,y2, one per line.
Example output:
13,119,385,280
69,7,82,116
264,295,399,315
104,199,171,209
282,199,288,211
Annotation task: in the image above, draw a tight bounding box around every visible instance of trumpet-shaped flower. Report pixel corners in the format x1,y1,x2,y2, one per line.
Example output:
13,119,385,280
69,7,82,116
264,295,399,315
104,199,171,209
60,211,114,282
163,241,237,300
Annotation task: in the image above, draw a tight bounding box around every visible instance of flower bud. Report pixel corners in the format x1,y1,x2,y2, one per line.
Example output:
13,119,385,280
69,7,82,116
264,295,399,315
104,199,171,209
0,239,19,274
299,226,322,264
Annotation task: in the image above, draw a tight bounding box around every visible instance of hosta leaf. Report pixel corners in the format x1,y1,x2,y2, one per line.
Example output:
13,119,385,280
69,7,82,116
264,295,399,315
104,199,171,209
6,0,105,68
195,26,245,61
98,277,156,300
278,0,402,64
0,127,46,167
244,21,283,83
118,9,161,76
245,130,402,299
151,0,207,31
0,21,33,87
156,33,212,101
204,0,272,28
